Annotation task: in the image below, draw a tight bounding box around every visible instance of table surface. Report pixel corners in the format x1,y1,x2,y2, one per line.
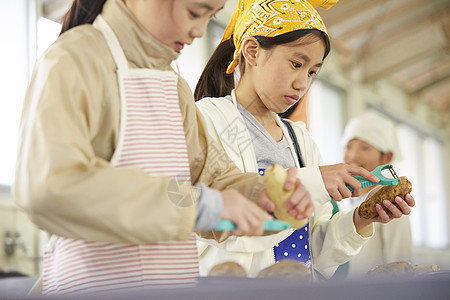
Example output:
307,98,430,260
1,271,449,299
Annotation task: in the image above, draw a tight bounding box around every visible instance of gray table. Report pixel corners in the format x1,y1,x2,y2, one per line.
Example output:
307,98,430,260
1,272,449,299
0,276,37,298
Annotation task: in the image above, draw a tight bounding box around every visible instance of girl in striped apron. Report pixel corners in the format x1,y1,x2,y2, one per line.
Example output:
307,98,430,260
16,0,294,295
40,14,201,295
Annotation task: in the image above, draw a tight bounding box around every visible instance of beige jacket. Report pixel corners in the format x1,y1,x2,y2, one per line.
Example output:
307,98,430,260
14,0,263,245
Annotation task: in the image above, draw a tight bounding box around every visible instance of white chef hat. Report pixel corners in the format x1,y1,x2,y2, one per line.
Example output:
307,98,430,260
341,111,403,162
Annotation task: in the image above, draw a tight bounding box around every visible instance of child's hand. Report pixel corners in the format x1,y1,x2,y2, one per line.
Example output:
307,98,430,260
220,189,272,236
353,193,415,233
260,167,314,222
283,167,314,220
372,192,415,223
319,163,380,200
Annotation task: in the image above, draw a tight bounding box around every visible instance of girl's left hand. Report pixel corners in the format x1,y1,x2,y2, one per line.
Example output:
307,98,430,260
372,193,415,223
258,167,315,220
354,193,415,232
283,167,315,220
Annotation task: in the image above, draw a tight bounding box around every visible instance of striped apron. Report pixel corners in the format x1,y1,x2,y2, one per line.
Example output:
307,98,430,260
41,16,198,295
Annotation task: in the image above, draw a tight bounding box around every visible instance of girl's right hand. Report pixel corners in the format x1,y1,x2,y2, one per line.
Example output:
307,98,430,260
220,189,273,236
319,163,380,201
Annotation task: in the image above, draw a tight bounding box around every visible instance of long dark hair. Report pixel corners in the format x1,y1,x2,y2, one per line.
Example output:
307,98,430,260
194,29,331,101
60,0,107,35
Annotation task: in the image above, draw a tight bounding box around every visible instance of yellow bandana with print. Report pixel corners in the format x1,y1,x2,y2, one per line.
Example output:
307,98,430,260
222,0,338,73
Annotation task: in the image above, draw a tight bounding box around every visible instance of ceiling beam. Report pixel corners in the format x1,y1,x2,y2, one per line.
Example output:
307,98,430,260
413,73,450,97
362,0,450,54
360,22,448,83
318,0,380,28
403,55,450,92
338,0,426,45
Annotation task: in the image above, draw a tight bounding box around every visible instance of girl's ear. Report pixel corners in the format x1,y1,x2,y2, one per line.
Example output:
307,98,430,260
241,37,261,67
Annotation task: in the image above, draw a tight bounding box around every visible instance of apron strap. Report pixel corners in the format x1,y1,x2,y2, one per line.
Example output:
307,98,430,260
93,16,129,70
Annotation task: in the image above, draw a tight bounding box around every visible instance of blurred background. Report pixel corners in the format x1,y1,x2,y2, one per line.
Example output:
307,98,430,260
0,0,449,277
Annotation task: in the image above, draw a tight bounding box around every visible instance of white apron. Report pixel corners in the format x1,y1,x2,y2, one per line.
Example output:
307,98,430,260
41,16,198,295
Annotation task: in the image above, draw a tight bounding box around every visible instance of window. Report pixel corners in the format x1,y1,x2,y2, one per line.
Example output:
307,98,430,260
37,17,61,58
396,124,425,245
0,1,32,186
0,1,60,187
396,124,448,248
422,137,447,248
308,79,346,165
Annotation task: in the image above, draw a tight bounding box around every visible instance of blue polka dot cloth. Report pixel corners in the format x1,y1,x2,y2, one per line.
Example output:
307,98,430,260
257,168,311,265
273,222,311,265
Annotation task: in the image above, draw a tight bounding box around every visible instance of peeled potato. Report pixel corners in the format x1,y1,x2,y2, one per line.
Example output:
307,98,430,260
264,164,308,228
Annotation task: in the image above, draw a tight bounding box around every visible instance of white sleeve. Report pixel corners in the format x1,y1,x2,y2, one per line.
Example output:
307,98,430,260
291,121,375,278
310,208,374,278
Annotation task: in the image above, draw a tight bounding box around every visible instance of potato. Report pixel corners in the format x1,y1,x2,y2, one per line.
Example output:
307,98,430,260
358,178,412,219
208,261,247,277
257,259,311,280
366,261,440,278
264,164,308,228
412,264,440,274
366,261,414,278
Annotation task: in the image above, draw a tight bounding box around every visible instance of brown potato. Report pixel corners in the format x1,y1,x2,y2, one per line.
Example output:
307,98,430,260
366,261,414,278
208,262,247,277
412,264,440,274
366,261,440,278
264,164,308,228
257,260,311,281
358,178,412,219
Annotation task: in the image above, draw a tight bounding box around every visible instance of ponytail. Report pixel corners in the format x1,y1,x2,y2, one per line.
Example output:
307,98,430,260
60,0,107,35
194,38,237,101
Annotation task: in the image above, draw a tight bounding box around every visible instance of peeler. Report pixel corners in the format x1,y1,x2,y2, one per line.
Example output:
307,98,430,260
346,163,400,192
214,219,291,231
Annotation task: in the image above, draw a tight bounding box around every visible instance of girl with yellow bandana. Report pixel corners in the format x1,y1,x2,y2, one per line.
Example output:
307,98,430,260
195,0,415,279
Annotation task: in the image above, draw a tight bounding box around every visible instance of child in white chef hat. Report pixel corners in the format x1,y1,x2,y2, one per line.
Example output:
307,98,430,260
337,111,413,278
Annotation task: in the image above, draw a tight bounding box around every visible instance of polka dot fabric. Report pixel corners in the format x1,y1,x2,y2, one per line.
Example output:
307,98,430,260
273,222,310,264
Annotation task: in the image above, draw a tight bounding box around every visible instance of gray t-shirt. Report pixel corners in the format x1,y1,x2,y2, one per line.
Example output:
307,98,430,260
237,102,295,172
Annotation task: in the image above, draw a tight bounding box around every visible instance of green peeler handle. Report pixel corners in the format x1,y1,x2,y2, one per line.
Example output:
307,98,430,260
345,164,401,192
345,175,369,192
214,219,291,231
